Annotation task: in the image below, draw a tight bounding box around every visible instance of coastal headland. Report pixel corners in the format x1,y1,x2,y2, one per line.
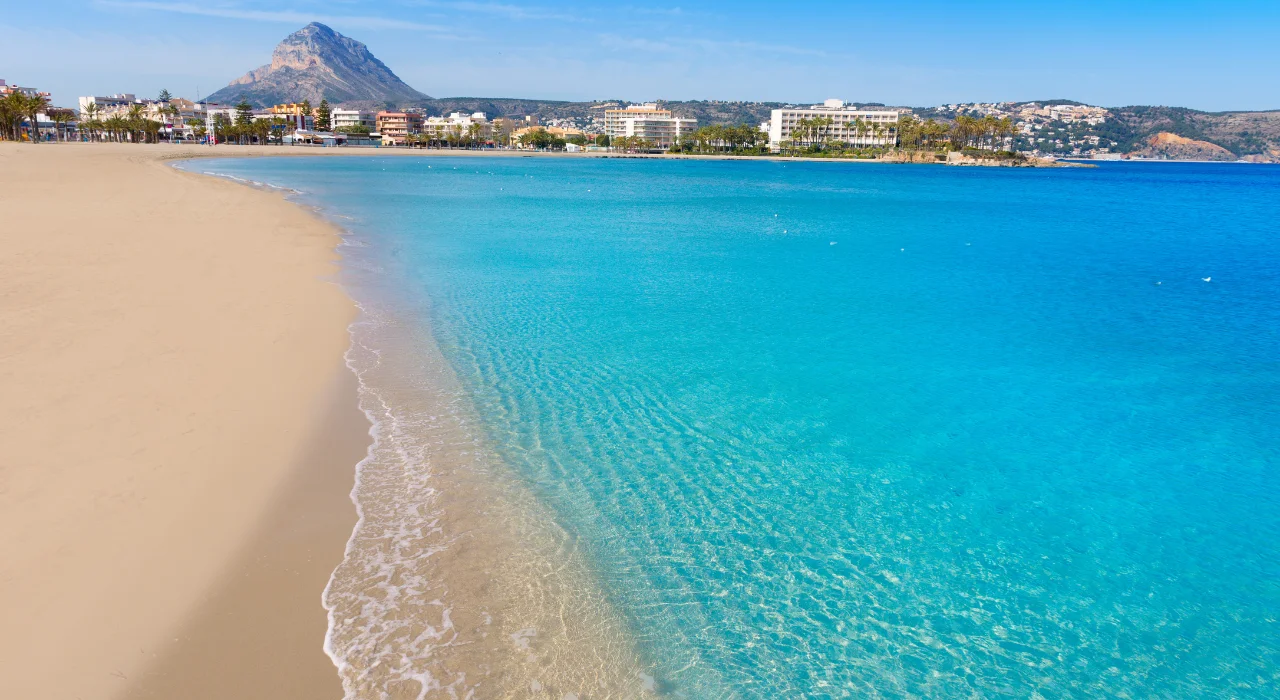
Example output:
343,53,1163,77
0,143,366,700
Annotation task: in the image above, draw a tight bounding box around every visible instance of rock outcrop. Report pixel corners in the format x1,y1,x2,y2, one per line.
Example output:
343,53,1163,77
207,23,428,107
1128,132,1236,161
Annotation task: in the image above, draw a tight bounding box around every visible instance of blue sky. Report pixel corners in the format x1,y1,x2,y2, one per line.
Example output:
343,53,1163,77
3,1,1277,111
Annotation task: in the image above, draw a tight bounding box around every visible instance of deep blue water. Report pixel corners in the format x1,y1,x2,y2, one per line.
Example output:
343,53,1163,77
197,157,1279,697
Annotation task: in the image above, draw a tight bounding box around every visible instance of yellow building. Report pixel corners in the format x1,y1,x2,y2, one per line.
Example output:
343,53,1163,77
510,125,588,147
269,103,312,116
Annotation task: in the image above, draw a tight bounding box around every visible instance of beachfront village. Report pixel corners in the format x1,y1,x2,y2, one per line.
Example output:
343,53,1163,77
3,76,1123,160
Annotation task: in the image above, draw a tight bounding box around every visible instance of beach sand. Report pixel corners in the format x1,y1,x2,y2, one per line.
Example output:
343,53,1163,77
0,143,366,700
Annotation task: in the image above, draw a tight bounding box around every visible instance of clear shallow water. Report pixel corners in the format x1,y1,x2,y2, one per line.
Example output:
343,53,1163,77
197,157,1279,697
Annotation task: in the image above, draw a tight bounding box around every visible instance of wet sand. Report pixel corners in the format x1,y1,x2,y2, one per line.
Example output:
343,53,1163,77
0,143,366,700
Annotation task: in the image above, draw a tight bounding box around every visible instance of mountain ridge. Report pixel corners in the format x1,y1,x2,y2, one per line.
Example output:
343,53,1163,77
207,23,428,107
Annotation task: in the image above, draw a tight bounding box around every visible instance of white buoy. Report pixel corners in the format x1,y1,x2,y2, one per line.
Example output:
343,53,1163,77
1202,277,1212,282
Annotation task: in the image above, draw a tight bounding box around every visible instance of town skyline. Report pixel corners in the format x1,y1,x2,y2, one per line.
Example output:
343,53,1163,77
4,0,1279,113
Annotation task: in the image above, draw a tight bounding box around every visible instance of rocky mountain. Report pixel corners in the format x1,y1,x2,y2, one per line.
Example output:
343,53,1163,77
1127,132,1236,161
207,23,428,108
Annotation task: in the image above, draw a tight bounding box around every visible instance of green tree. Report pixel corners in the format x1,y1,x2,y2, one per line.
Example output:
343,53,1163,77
315,98,331,131
158,88,172,102
595,133,610,147
21,93,49,143
213,113,231,144
48,108,75,142
0,93,28,141
102,115,124,142
235,100,253,128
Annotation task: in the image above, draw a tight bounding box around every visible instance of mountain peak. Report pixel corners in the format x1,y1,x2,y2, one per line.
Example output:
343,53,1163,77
207,23,429,107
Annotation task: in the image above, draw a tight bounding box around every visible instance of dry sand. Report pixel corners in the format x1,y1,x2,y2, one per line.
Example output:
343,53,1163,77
0,143,368,700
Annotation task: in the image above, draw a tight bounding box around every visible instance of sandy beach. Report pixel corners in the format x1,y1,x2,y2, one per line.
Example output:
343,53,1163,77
0,143,367,700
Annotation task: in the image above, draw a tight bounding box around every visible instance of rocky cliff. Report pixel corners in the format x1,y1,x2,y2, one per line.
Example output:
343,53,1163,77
207,23,428,107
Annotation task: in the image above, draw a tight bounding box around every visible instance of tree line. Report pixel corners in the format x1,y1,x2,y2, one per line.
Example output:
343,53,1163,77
895,114,1017,152
679,113,1019,157
669,124,765,154
0,91,76,142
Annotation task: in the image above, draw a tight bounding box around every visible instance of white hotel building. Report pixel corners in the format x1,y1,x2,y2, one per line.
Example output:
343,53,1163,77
331,109,375,131
604,104,696,149
766,99,900,152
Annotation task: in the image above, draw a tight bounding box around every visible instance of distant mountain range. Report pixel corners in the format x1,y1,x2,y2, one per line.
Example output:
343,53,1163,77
205,24,1278,161
207,23,428,107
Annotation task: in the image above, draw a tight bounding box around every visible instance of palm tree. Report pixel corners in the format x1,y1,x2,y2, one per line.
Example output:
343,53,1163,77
104,116,126,142
22,93,49,143
851,118,867,148
0,93,23,140
48,109,75,142
84,104,103,142
83,117,103,143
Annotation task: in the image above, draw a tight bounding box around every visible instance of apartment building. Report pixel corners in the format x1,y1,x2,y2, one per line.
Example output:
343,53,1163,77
376,111,423,144
766,99,900,152
78,93,142,118
3,79,51,101
421,111,491,140
510,125,588,148
332,109,375,131
604,103,696,148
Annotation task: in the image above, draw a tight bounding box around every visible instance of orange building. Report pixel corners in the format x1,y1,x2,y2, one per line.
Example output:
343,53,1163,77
269,103,312,116
376,111,423,145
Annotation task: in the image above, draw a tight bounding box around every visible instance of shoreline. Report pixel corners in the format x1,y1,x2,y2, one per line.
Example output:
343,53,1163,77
102,139,1073,166
208,152,658,696
0,142,366,699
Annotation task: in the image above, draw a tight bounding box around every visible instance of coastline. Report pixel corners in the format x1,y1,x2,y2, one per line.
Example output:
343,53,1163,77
199,151,656,696
0,143,366,699
134,140,1072,166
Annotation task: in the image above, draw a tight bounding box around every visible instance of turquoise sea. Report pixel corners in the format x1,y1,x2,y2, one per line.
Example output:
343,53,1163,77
192,156,1279,697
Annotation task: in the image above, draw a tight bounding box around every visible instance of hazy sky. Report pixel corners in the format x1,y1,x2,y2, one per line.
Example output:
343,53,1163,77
3,0,1278,111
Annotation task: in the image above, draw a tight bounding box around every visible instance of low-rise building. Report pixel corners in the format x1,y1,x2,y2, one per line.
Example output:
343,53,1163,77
332,109,375,131
78,93,142,118
421,111,491,141
603,103,695,148
376,111,423,145
3,79,52,102
510,125,588,149
269,103,311,116
765,99,900,152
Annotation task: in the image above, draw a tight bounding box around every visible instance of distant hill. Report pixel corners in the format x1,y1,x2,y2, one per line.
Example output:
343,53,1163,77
207,23,428,108
1106,106,1280,159
916,101,1280,161
1128,132,1236,160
